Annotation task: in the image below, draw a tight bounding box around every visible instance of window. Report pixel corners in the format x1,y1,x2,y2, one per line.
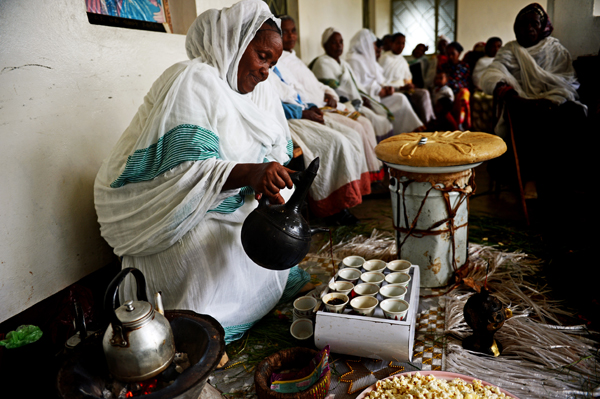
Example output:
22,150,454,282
392,0,456,55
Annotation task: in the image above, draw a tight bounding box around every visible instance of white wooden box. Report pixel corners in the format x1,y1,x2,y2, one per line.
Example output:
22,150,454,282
314,266,420,362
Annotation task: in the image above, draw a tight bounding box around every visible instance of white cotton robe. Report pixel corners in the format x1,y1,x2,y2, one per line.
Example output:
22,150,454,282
276,51,382,172
310,54,395,141
94,0,300,343
339,30,423,134
480,36,585,137
268,72,371,217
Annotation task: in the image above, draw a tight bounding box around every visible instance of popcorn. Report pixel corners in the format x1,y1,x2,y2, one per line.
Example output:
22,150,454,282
364,373,508,399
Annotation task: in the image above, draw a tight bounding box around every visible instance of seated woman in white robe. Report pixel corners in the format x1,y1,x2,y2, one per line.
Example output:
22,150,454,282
312,28,424,135
309,29,406,141
480,3,587,197
269,69,371,225
94,0,310,345
472,37,502,90
376,32,434,124
276,16,383,180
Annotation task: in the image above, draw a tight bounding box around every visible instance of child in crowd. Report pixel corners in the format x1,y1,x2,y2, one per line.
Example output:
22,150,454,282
432,71,454,106
427,72,459,131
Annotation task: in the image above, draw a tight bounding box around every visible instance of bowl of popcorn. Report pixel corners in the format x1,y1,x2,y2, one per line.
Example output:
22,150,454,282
355,371,518,399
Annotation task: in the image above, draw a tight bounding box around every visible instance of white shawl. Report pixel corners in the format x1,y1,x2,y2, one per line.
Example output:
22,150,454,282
480,37,581,105
311,54,364,102
346,29,386,100
277,50,338,107
94,0,291,257
378,50,412,88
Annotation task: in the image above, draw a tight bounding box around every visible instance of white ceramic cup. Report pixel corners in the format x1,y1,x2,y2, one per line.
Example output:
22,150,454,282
387,259,412,273
380,298,410,321
323,293,349,313
360,271,386,286
362,259,387,273
342,255,365,269
290,318,314,340
379,284,407,300
329,281,354,296
350,295,379,317
353,283,379,297
338,268,361,284
385,272,411,286
293,296,318,318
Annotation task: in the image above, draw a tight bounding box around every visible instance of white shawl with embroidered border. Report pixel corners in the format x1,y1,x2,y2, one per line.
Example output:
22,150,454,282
94,0,291,257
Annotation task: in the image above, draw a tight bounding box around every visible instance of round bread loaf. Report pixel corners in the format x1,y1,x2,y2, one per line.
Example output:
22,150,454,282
375,131,507,167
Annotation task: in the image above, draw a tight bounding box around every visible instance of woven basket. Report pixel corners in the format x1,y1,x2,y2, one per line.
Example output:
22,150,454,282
254,347,331,399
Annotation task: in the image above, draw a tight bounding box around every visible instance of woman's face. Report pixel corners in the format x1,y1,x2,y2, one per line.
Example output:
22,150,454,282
324,32,344,61
446,46,460,64
237,24,283,94
374,42,382,60
281,18,297,52
516,12,543,48
391,35,406,55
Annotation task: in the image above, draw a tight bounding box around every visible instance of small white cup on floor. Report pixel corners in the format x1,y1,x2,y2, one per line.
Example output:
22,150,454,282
293,296,317,319
290,318,314,340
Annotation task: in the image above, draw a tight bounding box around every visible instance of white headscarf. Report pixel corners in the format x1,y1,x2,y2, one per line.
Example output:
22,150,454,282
95,0,291,256
321,27,341,47
346,29,386,99
185,0,280,93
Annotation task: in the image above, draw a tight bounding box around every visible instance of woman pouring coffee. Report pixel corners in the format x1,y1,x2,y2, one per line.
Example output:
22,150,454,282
94,0,310,345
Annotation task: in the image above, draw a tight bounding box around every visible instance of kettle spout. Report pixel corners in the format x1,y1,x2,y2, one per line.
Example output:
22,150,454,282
154,291,165,315
310,227,330,236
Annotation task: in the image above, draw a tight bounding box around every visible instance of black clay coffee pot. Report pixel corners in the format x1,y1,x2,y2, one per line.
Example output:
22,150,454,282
241,157,328,270
463,288,512,356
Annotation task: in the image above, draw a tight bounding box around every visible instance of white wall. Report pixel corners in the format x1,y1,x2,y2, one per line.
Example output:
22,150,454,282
0,1,189,323
297,0,364,64
456,0,599,59
373,0,392,38
456,0,547,51
552,0,600,58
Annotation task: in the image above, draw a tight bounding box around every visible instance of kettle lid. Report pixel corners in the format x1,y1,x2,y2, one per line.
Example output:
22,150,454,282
115,300,153,328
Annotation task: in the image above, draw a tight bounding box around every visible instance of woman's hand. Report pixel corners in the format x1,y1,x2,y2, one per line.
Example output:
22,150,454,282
324,93,337,108
302,107,325,124
361,96,371,108
379,86,395,98
224,162,294,204
400,83,415,92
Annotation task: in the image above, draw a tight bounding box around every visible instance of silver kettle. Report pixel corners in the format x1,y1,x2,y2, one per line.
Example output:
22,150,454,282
102,267,176,382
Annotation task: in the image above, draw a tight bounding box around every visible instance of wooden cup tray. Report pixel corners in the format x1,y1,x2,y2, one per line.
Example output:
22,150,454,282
313,265,420,362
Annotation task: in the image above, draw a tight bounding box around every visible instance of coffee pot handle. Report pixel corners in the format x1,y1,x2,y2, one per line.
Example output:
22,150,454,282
257,170,302,209
104,267,149,333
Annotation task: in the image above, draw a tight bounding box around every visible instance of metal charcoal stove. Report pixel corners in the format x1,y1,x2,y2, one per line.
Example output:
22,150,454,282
57,310,224,399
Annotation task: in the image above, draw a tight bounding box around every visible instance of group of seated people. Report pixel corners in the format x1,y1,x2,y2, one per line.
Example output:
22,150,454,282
278,2,589,216
269,17,438,226
94,0,592,348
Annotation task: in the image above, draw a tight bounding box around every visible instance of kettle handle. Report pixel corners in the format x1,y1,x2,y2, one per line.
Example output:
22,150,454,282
104,267,149,333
